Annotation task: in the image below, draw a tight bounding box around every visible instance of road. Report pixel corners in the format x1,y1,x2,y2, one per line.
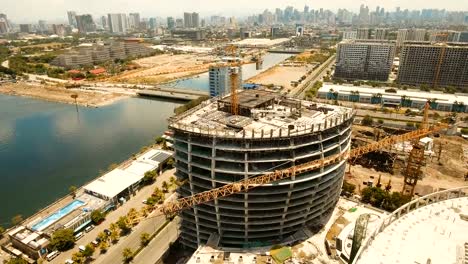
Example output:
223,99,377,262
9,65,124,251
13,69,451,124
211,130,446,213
291,54,336,98
50,169,176,264
133,217,181,264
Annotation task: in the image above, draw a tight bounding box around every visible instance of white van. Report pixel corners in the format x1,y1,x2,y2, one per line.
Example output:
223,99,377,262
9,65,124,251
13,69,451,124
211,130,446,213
74,232,84,241
46,250,60,261
78,245,86,252
65,259,74,264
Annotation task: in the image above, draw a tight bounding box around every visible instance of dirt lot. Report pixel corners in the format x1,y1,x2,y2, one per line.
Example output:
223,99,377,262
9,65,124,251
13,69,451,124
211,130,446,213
348,125,468,196
0,82,127,107
108,53,217,84
247,65,309,91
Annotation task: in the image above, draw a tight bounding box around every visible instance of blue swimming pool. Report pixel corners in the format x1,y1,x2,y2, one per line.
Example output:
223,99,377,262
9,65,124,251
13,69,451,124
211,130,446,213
31,200,85,231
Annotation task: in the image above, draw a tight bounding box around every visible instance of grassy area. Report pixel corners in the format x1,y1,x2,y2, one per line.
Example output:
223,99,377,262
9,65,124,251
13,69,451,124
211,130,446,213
174,96,210,115
304,81,323,99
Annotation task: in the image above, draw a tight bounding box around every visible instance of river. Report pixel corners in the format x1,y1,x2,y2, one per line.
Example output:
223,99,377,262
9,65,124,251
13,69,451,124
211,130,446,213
0,95,181,227
0,52,292,228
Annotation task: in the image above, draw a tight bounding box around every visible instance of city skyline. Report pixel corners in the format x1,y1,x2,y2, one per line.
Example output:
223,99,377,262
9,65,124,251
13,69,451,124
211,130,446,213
2,0,467,23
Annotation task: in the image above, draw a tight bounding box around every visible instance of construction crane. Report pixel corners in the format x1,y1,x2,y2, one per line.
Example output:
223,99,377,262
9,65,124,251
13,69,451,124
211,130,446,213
401,102,430,196
225,45,241,115
433,45,446,88
160,120,448,216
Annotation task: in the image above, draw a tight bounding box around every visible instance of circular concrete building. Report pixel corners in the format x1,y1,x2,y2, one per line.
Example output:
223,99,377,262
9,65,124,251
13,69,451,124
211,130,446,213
169,90,354,249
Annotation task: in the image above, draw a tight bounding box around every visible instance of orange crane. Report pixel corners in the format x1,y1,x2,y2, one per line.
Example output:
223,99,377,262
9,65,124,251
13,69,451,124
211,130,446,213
224,45,241,115
160,119,448,216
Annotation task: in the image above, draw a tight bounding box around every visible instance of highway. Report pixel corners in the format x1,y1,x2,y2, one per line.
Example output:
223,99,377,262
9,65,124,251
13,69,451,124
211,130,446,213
291,54,336,98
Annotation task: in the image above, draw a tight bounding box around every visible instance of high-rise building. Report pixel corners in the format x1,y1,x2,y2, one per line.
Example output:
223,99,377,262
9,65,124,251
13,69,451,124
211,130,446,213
428,30,461,42
208,65,242,97
67,11,77,27
170,89,354,250
52,24,66,37
334,40,396,81
108,13,128,34
19,24,33,33
396,29,426,46
184,12,192,28
100,16,107,30
75,14,96,33
167,17,175,30
295,23,304,36
128,13,141,30
149,18,157,29
192,12,200,28
374,28,388,40
397,42,468,90
175,19,184,28
37,20,48,34
356,28,371,39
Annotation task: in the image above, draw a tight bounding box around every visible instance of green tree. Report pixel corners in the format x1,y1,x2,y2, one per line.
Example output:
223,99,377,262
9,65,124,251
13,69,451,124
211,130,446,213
91,210,105,225
82,244,95,259
11,215,23,226
117,216,131,235
122,247,134,263
361,115,373,126
72,252,85,264
140,232,151,247
155,136,165,144
99,240,109,253
162,181,169,193
377,119,384,125
69,185,77,198
169,176,177,186
166,157,175,169
143,170,156,184
0,225,5,236
50,229,75,251
341,181,356,196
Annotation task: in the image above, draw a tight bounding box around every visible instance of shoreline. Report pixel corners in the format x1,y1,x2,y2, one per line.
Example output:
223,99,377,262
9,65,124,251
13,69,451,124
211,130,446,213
0,83,130,108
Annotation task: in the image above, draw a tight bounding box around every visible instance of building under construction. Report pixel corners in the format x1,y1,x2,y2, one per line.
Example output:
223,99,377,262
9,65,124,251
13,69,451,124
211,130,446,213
169,89,354,249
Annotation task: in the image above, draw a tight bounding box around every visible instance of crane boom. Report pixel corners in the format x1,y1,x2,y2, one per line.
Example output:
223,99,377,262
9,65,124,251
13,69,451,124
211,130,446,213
161,122,448,216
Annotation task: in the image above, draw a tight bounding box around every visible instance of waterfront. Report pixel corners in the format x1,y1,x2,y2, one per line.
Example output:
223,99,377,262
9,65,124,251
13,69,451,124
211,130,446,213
0,95,181,227
166,52,292,90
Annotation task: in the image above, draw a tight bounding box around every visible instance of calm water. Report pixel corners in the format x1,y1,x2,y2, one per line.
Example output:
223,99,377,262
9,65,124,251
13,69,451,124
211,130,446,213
0,95,181,227
165,53,292,91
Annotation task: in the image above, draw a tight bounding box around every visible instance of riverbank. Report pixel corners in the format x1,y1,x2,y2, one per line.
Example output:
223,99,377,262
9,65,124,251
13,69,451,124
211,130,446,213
0,82,128,107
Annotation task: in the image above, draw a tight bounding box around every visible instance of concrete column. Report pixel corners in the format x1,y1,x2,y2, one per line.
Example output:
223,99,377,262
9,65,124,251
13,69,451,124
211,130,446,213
212,137,222,235
244,143,249,244
187,134,201,246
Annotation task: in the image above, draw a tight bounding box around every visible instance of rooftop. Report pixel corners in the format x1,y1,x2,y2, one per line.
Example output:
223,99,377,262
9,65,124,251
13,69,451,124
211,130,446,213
356,196,468,264
170,90,353,139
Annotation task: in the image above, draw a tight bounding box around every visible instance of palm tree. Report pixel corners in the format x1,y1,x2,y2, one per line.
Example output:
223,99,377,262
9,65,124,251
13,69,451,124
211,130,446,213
127,208,139,225
140,232,151,247
122,248,134,263
162,181,169,193
99,240,109,254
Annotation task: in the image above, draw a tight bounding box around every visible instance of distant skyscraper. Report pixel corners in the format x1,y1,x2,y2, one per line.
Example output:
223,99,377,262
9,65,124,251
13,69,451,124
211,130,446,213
100,16,107,29
192,12,200,28
129,13,141,30
75,14,96,33
374,28,388,40
19,24,33,33
209,65,242,97
108,13,128,34
167,17,175,30
356,28,371,39
184,12,192,28
67,11,77,27
38,20,48,34
52,24,66,36
0,13,10,34
396,28,426,46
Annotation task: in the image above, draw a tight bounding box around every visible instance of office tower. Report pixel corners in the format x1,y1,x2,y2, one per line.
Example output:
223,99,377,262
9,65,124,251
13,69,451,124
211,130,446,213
398,43,468,89
67,11,77,27
100,16,107,29
175,19,184,28
208,65,242,97
334,40,396,81
192,12,199,28
167,17,175,30
108,13,128,34
184,12,192,28
75,14,96,33
52,24,66,36
129,13,141,30
38,20,48,34
0,14,9,34
19,24,33,33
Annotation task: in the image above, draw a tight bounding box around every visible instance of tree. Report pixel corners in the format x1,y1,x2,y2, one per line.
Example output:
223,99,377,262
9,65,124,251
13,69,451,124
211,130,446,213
82,244,95,259
50,229,75,251
169,176,177,186
143,170,156,184
162,181,169,193
140,232,151,247
72,252,85,264
69,185,77,198
155,136,165,144
361,115,373,126
166,157,175,169
117,216,131,235
127,208,139,226
122,247,134,263
377,119,384,125
0,225,5,236
99,240,109,253
91,210,105,225
11,215,23,226
341,181,356,196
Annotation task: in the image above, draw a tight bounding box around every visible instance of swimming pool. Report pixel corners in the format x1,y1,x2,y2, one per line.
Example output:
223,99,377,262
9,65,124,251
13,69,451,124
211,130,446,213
31,200,85,231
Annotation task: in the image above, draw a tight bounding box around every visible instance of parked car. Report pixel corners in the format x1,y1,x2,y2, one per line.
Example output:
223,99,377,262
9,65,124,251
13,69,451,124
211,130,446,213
85,225,95,233
104,229,112,236
91,240,99,246
65,259,74,264
78,245,86,252
74,232,84,241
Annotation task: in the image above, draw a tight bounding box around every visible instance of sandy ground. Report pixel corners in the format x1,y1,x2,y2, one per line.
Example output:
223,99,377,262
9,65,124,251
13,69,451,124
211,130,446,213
247,65,309,91
348,126,468,196
0,83,127,107
108,53,217,84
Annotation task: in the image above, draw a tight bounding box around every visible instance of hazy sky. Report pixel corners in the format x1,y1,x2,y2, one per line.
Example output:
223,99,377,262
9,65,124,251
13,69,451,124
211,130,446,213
2,0,467,23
